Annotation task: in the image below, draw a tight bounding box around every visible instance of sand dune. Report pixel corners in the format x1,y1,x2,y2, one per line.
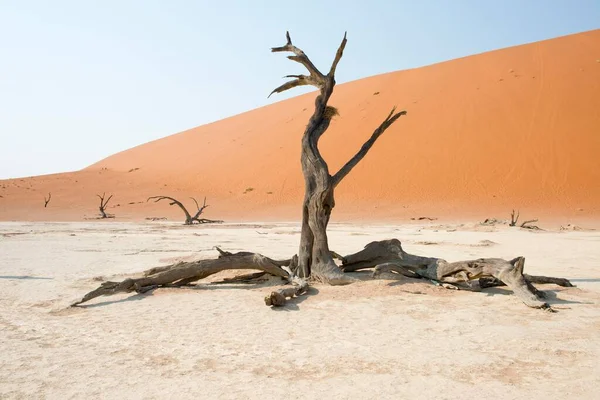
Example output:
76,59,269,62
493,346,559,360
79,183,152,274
1,30,599,223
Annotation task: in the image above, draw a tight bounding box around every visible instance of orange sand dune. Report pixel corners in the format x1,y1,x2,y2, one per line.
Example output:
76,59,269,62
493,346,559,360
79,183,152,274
1,30,599,224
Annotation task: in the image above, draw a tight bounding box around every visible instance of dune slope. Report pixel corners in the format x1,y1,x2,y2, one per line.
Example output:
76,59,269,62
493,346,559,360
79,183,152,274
1,30,599,223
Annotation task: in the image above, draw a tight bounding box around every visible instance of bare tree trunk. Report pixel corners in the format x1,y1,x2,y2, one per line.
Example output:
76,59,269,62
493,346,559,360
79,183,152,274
97,193,113,219
271,32,406,284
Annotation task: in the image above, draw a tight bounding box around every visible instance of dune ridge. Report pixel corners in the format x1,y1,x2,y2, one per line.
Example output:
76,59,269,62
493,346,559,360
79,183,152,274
1,30,599,224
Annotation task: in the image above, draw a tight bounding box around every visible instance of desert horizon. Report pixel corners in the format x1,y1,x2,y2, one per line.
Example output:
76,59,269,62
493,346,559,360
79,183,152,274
1,29,599,226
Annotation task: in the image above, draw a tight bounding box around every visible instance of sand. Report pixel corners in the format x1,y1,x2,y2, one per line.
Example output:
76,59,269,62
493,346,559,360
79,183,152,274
1,30,599,224
1,221,599,399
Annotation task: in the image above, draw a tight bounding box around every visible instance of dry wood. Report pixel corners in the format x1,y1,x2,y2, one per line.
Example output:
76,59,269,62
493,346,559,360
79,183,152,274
97,193,113,219
271,32,406,284
510,209,520,226
71,247,295,306
44,193,51,208
520,219,541,229
264,275,309,307
341,239,573,310
147,195,223,225
509,209,541,229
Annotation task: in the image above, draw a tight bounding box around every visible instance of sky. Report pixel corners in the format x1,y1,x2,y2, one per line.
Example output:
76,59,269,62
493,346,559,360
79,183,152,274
1,1,599,179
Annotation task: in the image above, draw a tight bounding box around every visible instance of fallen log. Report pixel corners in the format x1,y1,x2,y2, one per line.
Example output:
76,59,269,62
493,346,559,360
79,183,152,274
341,239,573,310
264,275,309,307
71,247,299,306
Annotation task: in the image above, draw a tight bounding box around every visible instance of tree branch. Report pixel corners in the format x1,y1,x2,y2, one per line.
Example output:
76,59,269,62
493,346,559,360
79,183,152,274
191,196,209,221
332,107,407,187
270,31,326,96
328,32,347,76
103,194,113,208
268,76,317,98
71,248,295,307
148,195,193,224
44,192,51,208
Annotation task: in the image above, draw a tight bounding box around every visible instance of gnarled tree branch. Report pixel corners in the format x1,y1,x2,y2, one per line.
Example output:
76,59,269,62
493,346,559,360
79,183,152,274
72,247,309,307
271,31,325,87
148,196,193,224
332,107,407,187
340,239,573,310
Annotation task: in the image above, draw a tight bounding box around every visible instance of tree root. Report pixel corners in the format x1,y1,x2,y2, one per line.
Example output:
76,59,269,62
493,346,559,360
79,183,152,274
71,247,299,307
341,239,573,310
71,240,573,312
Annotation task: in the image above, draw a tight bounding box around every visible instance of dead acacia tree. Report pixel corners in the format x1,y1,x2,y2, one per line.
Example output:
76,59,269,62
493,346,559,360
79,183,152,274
71,32,573,311
270,32,406,284
510,209,540,229
147,196,223,225
338,239,573,310
97,193,113,219
44,193,51,208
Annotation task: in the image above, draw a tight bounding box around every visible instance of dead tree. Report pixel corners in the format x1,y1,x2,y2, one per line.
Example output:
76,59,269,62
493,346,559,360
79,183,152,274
44,193,51,208
509,209,519,226
72,247,307,307
510,209,540,229
270,32,406,284
147,196,223,225
70,33,573,312
339,239,573,310
97,193,113,219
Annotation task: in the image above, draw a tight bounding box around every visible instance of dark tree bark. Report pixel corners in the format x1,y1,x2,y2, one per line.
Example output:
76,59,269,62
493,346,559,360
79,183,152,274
510,209,540,229
340,239,573,310
72,247,307,307
147,196,223,225
44,193,51,208
97,193,113,219
271,32,406,284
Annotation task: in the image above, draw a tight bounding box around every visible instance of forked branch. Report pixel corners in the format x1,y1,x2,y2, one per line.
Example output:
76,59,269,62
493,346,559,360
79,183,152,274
509,209,540,229
44,192,51,208
190,196,209,220
270,31,325,89
269,31,347,97
97,193,113,219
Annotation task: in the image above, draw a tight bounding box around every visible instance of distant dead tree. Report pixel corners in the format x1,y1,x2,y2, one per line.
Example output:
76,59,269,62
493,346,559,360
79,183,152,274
44,193,51,208
269,32,407,283
147,196,223,225
510,209,540,229
97,193,113,219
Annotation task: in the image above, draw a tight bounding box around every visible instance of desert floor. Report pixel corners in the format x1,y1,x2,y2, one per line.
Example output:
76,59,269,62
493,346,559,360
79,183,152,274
1,221,599,399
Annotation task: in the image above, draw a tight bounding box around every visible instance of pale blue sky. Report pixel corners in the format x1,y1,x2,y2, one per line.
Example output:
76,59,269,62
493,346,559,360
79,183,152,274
1,1,598,179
